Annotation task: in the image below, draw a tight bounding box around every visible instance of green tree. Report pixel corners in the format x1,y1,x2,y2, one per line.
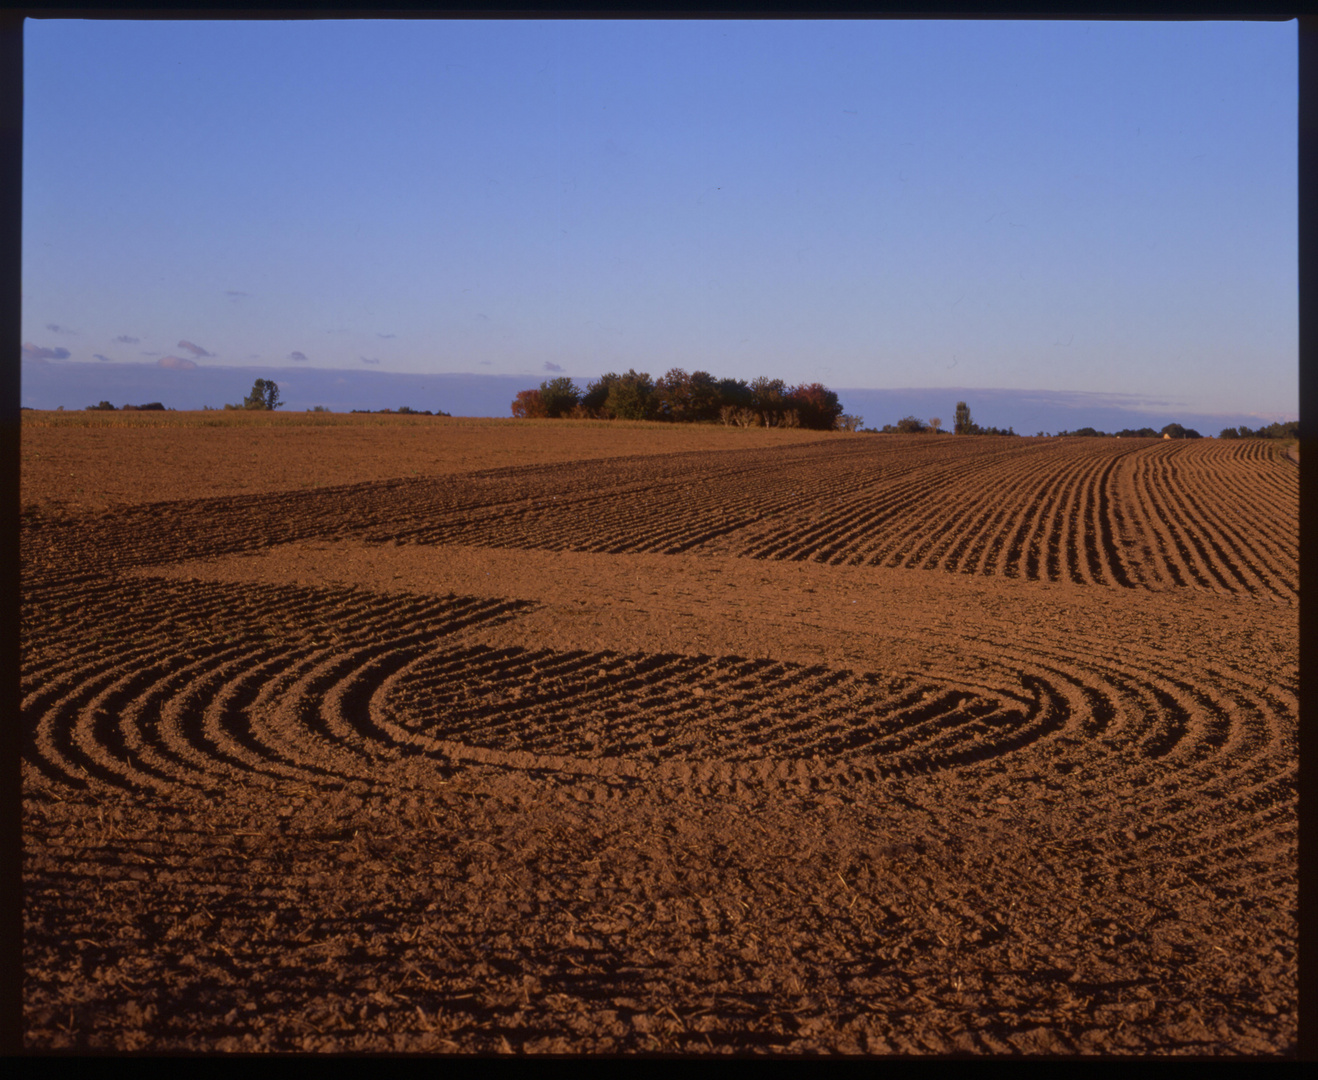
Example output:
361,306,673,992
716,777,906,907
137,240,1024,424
954,401,973,434
539,376,582,418
243,378,282,410
594,369,655,420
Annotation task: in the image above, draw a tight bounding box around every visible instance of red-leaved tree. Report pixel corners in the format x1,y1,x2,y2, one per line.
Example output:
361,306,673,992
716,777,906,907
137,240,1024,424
510,388,549,418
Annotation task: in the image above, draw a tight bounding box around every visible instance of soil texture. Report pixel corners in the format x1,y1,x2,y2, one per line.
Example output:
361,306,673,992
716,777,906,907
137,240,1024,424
21,422,1297,1054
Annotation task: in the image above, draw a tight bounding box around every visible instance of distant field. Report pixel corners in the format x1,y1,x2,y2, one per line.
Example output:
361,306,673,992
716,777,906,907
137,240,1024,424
21,423,1297,1053
20,411,848,511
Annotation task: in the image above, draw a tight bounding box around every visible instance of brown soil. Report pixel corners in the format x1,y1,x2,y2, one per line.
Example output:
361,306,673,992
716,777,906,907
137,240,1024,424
21,418,1297,1054
19,411,842,512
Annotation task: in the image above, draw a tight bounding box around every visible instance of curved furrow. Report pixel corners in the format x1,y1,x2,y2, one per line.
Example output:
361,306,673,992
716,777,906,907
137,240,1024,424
1057,448,1114,586
1143,446,1235,593
25,664,155,791
997,627,1286,770
966,445,1096,579
377,639,1080,780
1015,446,1088,583
739,473,934,563
20,578,542,792
1151,448,1266,596
1091,443,1143,588
789,444,1038,569
983,451,1078,579
1115,447,1197,589
157,646,348,789
732,460,947,562
1163,454,1297,599
105,646,298,795
63,653,245,795
950,451,1069,577
1036,447,1104,585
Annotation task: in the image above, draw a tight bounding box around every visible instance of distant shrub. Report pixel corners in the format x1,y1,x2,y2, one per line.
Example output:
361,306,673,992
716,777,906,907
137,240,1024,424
86,401,116,411
838,414,863,432
895,415,928,434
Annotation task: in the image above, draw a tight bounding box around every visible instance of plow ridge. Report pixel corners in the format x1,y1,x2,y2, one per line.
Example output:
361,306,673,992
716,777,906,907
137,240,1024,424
23,438,1294,601
22,573,1293,824
20,432,1297,1054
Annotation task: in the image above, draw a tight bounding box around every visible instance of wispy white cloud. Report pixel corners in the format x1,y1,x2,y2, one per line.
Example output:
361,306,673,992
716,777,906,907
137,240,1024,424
159,355,197,370
360,356,381,366
177,339,214,358
377,333,397,339
45,322,76,334
93,353,112,363
289,351,309,362
115,335,140,344
543,362,564,373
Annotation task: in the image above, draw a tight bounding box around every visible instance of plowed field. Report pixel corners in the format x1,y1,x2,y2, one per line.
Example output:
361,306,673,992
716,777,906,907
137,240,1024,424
20,418,1298,1054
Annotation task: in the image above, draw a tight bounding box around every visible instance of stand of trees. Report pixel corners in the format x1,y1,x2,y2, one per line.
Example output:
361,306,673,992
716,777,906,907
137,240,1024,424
874,416,949,434
349,406,451,416
1219,420,1298,440
1055,424,1202,438
223,379,283,411
512,369,848,431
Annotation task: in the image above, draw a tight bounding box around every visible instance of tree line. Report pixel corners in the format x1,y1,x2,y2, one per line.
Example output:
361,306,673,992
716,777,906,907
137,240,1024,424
1053,423,1202,438
511,370,862,431
1218,420,1298,440
868,402,1015,436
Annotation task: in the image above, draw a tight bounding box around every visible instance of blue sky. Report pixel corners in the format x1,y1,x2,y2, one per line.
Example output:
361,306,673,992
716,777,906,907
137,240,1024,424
22,19,1297,418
